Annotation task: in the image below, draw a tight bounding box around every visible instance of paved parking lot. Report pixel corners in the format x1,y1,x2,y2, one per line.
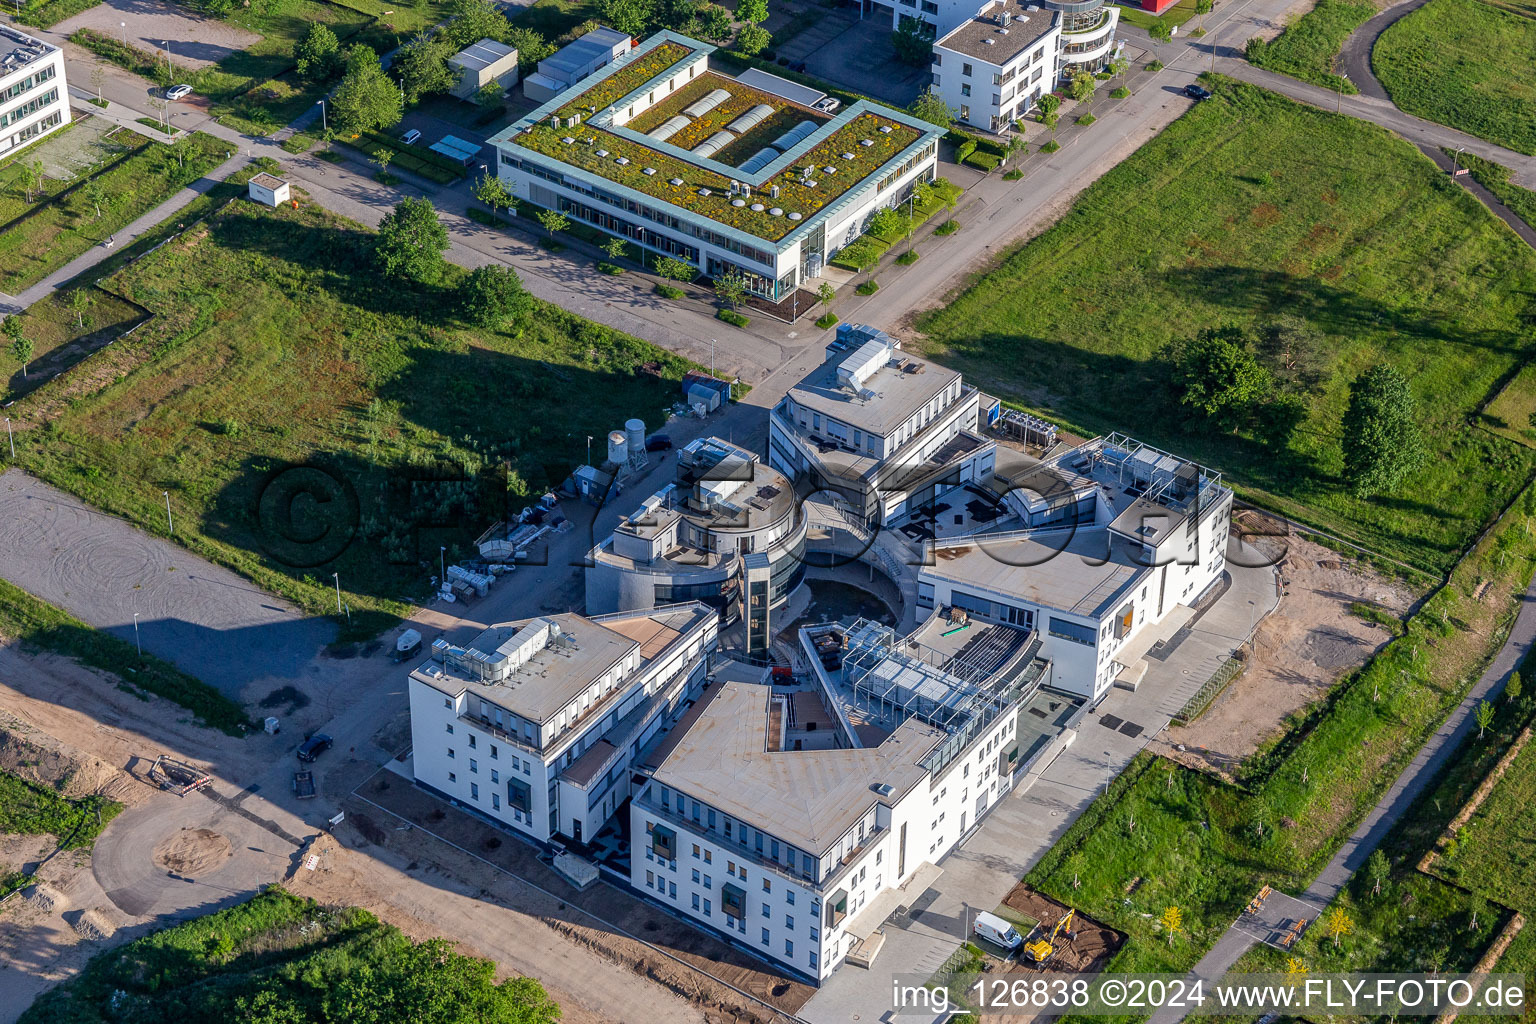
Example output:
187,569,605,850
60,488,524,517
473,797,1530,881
56,0,259,72
0,469,333,698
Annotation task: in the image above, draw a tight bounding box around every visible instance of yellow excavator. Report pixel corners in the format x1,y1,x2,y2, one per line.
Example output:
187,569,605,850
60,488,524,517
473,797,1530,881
1024,908,1075,964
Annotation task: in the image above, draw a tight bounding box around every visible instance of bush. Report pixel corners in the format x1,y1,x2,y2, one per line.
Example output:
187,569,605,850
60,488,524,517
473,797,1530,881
1147,59,1165,71
316,149,346,164
1003,168,1024,181
816,312,839,329
1078,113,1097,126
597,261,625,275
466,207,510,228
831,237,884,271
935,219,960,236
956,139,978,164
896,249,920,265
1112,86,1131,99
656,283,686,299
856,279,879,295
1040,139,1061,153
717,309,750,327
964,151,1001,171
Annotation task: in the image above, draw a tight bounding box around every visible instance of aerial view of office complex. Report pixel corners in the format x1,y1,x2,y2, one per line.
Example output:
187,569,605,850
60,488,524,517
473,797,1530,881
0,0,1533,1022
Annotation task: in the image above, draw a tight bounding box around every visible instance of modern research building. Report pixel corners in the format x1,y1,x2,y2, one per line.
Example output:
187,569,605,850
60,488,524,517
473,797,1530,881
488,30,942,302
0,26,68,157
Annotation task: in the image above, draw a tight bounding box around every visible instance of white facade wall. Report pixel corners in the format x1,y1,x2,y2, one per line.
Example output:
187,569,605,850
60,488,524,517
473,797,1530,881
931,27,1059,131
0,39,68,157
631,704,1020,982
888,0,988,39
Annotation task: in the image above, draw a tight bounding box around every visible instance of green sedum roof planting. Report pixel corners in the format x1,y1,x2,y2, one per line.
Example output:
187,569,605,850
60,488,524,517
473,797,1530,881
507,32,933,244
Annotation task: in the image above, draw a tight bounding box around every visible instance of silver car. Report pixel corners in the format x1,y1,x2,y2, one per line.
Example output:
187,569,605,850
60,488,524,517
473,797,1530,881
165,83,193,100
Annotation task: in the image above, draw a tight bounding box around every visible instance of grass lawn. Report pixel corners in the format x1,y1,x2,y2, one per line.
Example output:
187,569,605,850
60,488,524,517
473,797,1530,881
1374,0,1536,155
19,887,560,1024
916,78,1536,574
1433,723,1536,907
11,198,697,641
1029,486,1536,993
509,0,603,40
0,768,122,850
1115,0,1205,32
1449,149,1536,231
3,286,146,402
0,132,229,293
1244,0,1375,93
0,126,140,228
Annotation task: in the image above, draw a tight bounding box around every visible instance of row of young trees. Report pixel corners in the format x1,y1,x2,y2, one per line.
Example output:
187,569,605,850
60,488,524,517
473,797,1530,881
598,0,772,50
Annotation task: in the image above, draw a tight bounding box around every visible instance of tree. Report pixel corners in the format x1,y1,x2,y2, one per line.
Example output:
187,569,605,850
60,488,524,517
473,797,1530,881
599,0,656,35
535,207,569,239
473,173,514,218
9,332,34,377
1108,54,1130,85
68,288,92,329
294,23,342,82
458,264,532,328
1197,0,1213,31
816,280,834,314
1004,132,1026,165
1475,699,1495,739
1256,313,1327,393
476,81,505,108
395,34,457,105
90,62,106,103
737,0,769,24
1366,848,1390,897
1168,326,1273,429
735,24,771,56
507,27,555,71
893,15,935,66
1038,93,1061,134
1161,905,1183,946
1507,670,1523,704
600,236,630,264
654,255,695,282
19,160,43,204
907,88,955,129
82,178,108,221
1341,363,1423,498
1149,19,1174,43
331,45,404,134
1326,906,1353,949
697,3,733,41
714,270,747,310
444,0,511,48
374,197,450,283
867,206,902,239
1067,67,1097,110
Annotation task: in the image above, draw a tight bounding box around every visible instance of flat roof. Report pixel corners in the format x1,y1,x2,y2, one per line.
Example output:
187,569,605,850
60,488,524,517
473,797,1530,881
733,67,827,108
543,27,631,76
936,0,1057,65
493,31,938,246
788,350,961,438
451,38,516,72
0,26,53,77
923,527,1149,620
650,681,943,854
249,172,288,190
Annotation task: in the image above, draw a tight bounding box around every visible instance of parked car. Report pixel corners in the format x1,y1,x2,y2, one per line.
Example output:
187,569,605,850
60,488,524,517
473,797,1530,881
401,128,422,145
1184,84,1212,101
645,434,673,452
297,733,333,762
165,84,193,100
790,61,807,73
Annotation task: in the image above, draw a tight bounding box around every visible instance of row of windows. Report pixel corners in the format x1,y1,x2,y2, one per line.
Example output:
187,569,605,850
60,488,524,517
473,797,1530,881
4,87,56,127
0,63,56,106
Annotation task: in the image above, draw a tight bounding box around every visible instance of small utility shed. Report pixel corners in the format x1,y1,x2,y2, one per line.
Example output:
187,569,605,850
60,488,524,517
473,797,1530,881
247,172,290,206
448,38,519,100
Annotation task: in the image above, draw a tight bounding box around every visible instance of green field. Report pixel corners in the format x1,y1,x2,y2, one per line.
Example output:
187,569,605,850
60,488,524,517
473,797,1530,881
12,198,696,640
0,769,122,851
917,78,1536,573
1028,484,1536,988
0,132,228,293
1115,0,1205,32
1375,0,1536,155
1244,0,1375,92
4,287,145,402
1435,729,1536,908
19,887,560,1024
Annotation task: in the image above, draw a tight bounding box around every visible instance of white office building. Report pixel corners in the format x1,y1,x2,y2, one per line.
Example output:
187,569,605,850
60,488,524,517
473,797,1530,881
407,604,718,844
768,324,998,528
630,612,1075,981
928,0,1120,132
0,26,68,157
917,434,1232,701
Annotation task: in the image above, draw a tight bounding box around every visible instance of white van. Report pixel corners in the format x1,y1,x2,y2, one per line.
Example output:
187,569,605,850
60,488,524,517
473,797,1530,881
401,128,422,146
973,911,1023,950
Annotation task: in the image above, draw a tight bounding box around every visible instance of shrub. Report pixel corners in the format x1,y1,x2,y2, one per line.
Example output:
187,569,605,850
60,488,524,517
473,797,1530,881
1040,139,1061,153
964,152,1001,171
856,279,879,295
1147,59,1165,71
598,261,625,275
935,219,960,236
1078,113,1097,126
656,283,686,299
956,139,978,164
816,312,839,329
717,309,750,327
465,207,509,228
1112,86,1131,99
896,249,920,265
1003,168,1024,181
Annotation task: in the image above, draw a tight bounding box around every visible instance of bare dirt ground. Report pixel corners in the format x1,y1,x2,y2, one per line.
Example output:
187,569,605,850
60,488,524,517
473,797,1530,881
1155,533,1415,778
348,766,814,1022
56,0,260,71
999,885,1123,976
151,828,231,875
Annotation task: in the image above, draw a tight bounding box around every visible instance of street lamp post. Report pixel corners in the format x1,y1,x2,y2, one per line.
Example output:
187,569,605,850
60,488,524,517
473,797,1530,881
710,337,716,378
120,21,127,46
439,546,447,589
1450,145,1466,178
132,611,141,656
163,491,172,535
316,99,326,133
4,417,12,460
332,572,342,613
1336,73,1350,114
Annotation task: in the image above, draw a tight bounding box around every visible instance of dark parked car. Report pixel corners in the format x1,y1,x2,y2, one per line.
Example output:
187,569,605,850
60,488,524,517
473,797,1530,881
790,61,807,73
645,434,674,452
1184,84,1212,101
297,733,333,762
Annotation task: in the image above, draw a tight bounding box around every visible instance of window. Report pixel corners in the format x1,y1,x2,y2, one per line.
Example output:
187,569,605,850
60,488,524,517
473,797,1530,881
443,698,451,708
669,881,677,898
692,869,701,884
1048,616,1096,645
932,52,941,65
762,878,771,893
761,928,771,946
448,771,456,783
961,62,973,77
468,734,476,748
960,104,970,120
445,723,454,734
693,844,701,859
786,915,795,930
490,744,497,759
470,759,478,774
492,794,500,809
786,890,795,906
961,84,971,97
810,951,819,970
491,770,499,784
647,870,655,888
447,747,455,759
785,940,794,957
692,893,700,910
470,783,479,800
762,903,770,918
704,849,712,864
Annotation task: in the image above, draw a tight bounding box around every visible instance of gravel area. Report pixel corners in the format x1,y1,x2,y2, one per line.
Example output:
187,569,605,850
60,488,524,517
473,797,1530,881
0,469,334,697
57,0,260,72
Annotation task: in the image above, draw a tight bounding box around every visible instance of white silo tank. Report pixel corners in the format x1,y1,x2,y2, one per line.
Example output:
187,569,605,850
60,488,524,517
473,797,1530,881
626,418,646,454
607,430,628,465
